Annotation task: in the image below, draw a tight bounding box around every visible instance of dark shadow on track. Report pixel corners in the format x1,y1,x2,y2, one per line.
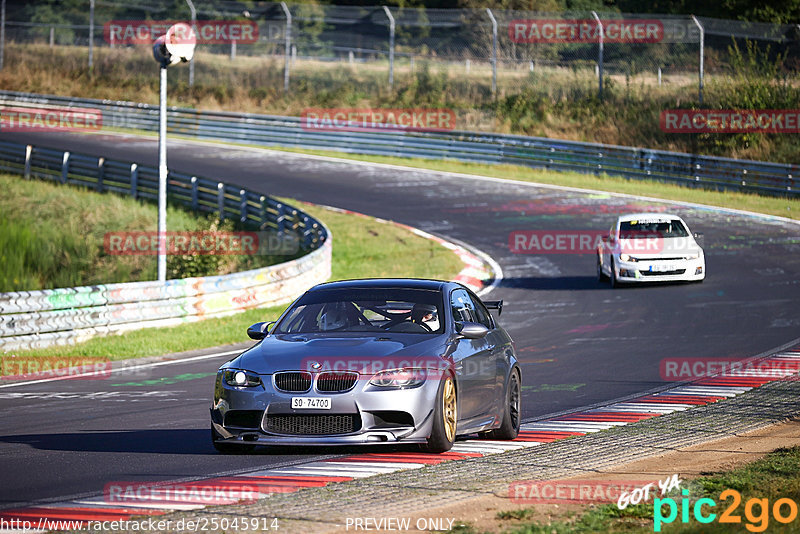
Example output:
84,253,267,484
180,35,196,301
498,276,607,290
0,430,451,456
499,276,703,291
0,430,213,455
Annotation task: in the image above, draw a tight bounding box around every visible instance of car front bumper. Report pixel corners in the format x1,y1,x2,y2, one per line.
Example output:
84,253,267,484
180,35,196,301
211,373,440,446
615,257,705,283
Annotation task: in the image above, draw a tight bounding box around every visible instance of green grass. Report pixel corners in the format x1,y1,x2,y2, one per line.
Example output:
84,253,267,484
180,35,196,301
480,446,800,533
10,202,464,360
3,42,798,163
0,173,276,292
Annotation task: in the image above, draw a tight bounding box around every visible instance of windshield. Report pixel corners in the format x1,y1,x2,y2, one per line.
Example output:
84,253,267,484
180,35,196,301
619,219,688,238
274,287,444,334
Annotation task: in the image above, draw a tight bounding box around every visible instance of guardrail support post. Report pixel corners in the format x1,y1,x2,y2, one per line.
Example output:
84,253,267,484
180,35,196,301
276,203,286,234
591,11,603,100
691,15,704,105
280,2,292,92
259,196,267,226
190,176,198,210
239,189,248,222
24,145,32,179
130,163,138,199
486,8,497,95
97,157,105,192
217,182,225,220
382,6,395,88
61,152,70,184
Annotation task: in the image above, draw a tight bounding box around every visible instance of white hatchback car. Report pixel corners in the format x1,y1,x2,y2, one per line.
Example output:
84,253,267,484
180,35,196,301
597,213,705,287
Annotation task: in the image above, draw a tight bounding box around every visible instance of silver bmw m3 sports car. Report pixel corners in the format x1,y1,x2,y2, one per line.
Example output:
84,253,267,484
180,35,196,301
210,279,521,453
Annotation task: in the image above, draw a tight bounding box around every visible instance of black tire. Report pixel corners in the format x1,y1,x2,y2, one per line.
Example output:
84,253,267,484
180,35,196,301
597,255,608,281
421,374,457,453
485,369,521,440
211,425,256,454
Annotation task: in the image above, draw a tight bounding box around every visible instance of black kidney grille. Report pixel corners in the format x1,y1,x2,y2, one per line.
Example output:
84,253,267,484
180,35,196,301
274,371,312,392
316,371,358,392
264,414,360,435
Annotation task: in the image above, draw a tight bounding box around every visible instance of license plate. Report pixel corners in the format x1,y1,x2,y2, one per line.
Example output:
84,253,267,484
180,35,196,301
291,397,331,410
650,263,676,272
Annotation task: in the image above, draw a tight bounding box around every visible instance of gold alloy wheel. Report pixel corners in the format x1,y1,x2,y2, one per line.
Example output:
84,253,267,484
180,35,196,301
442,377,457,442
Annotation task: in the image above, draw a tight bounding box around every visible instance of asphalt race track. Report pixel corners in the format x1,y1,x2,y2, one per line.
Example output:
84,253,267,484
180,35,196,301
2,131,800,510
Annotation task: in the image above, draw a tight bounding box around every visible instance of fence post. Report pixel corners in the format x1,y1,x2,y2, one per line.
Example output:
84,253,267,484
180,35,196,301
88,0,94,69
24,145,32,179
239,189,247,222
382,6,395,88
130,163,138,199
97,157,105,192
277,203,286,234
1,0,5,71
190,176,198,210
217,182,225,220
591,11,603,99
691,15,704,105
230,40,236,60
486,8,497,95
61,152,70,184
186,0,196,87
50,25,55,48
280,2,292,92
259,195,267,226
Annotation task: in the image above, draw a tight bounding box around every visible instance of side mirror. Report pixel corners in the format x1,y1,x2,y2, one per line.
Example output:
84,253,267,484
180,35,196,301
247,321,274,340
456,322,489,340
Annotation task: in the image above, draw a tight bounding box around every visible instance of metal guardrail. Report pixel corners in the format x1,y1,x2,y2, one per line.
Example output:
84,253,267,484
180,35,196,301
1,90,797,197
0,140,331,352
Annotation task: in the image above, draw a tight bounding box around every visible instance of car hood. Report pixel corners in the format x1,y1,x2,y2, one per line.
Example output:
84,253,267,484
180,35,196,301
230,333,449,374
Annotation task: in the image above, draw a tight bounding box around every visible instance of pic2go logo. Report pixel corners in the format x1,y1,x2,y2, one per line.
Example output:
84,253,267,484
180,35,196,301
654,489,799,532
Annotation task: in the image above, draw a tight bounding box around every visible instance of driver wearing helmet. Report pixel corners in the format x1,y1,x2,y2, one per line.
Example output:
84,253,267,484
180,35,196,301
319,302,352,331
411,303,439,331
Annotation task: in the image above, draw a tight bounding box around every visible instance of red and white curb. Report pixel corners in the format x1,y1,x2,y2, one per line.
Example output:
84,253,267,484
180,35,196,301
2,350,797,531
300,202,495,294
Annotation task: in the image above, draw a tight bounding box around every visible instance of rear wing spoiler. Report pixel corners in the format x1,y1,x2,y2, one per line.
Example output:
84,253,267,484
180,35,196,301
483,300,503,315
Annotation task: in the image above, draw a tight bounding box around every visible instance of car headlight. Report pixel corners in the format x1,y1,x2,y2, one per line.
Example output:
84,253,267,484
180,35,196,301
685,253,700,260
223,369,262,387
619,254,637,262
369,368,427,389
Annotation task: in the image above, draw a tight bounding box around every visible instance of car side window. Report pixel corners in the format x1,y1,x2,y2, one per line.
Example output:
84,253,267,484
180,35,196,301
450,289,476,324
468,292,494,329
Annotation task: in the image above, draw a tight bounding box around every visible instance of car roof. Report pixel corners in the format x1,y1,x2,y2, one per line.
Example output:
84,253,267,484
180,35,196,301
309,278,450,292
617,212,683,222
